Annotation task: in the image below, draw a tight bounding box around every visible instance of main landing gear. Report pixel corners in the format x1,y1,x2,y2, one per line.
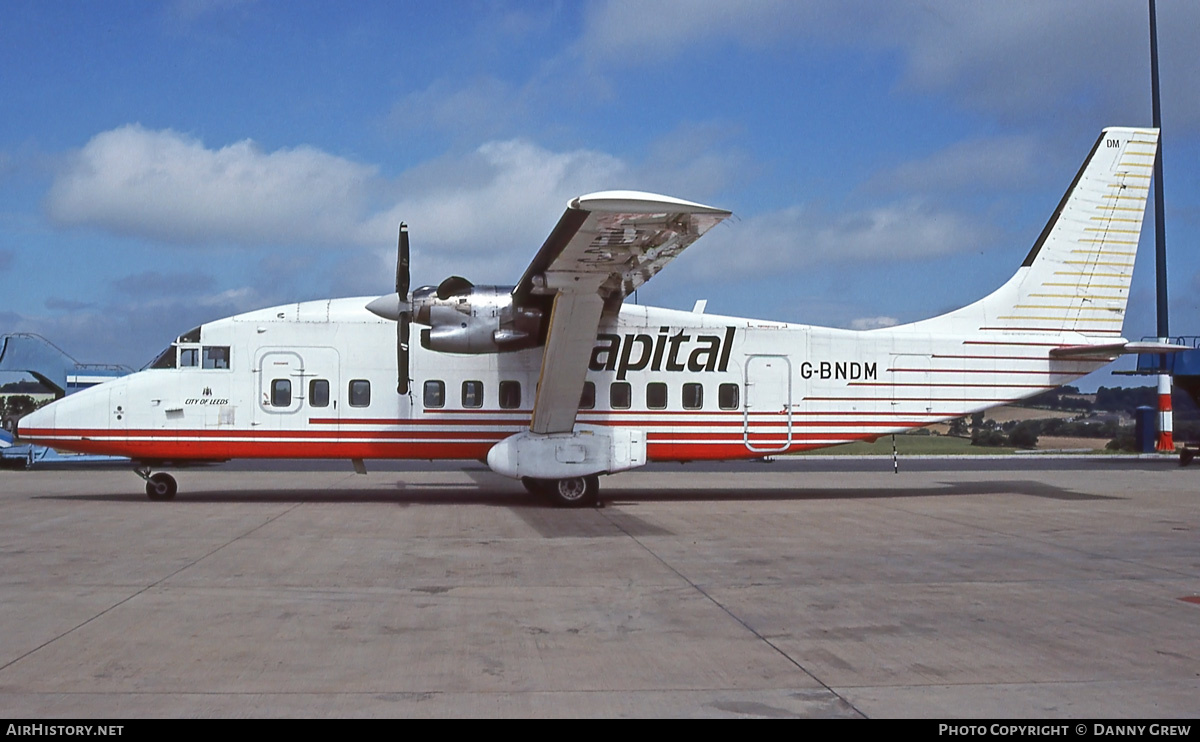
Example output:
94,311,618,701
135,466,177,501
522,475,600,508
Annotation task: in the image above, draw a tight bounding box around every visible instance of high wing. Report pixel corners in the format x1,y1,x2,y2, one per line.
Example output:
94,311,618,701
517,191,731,434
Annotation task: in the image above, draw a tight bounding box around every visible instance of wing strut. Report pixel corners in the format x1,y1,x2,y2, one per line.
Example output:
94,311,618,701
530,275,607,434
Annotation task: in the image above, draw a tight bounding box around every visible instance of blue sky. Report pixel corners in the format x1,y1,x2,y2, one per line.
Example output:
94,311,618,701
2,0,1199,391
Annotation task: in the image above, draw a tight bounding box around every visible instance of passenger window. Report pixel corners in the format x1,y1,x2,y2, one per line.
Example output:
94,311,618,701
349,379,371,408
203,346,230,369
610,382,631,410
646,382,667,410
309,379,330,408
499,381,521,409
683,382,703,410
579,381,595,410
424,380,445,408
179,347,199,368
271,379,291,407
719,383,739,410
462,380,484,408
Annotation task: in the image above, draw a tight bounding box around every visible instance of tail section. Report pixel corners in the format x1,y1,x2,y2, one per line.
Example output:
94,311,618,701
918,127,1158,339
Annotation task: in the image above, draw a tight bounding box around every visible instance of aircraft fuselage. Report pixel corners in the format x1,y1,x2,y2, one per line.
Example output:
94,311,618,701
19,297,1110,464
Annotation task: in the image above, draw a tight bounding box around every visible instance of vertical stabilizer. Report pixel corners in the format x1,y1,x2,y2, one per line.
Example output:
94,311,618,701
917,127,1158,338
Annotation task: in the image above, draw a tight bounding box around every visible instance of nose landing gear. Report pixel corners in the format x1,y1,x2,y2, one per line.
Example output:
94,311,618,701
135,466,177,500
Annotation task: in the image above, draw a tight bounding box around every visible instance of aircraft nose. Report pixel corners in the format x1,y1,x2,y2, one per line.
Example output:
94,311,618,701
14,401,54,443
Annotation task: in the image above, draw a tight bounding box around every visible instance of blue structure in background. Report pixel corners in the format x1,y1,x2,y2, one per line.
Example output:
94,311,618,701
1133,337,1200,464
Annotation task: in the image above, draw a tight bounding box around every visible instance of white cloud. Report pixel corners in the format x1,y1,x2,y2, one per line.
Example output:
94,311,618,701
364,139,627,276
580,1,1200,127
688,199,990,280
44,127,628,273
387,77,528,140
580,0,810,64
46,125,378,247
865,135,1043,196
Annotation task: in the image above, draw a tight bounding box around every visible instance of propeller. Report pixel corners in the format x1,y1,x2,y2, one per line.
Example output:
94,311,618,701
364,225,483,387
396,223,411,394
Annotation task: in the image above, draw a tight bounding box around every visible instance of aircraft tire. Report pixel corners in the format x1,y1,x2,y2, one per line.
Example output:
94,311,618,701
146,472,177,501
1181,447,1195,467
521,477,548,497
546,475,599,508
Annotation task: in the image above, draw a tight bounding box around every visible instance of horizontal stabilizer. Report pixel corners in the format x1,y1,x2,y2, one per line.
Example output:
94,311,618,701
1050,340,1189,358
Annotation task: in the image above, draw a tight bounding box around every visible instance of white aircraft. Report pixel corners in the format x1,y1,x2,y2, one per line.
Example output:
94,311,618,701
18,127,1169,506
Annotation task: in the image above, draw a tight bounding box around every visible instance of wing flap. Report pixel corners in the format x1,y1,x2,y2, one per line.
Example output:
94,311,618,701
514,190,731,304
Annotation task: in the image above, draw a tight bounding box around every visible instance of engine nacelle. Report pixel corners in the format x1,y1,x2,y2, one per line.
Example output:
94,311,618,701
413,285,544,354
486,426,648,480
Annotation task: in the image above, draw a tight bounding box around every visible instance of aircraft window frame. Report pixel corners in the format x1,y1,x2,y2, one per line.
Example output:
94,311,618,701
462,380,484,409
579,381,595,410
349,379,371,408
309,379,330,408
498,380,521,409
424,380,446,409
271,379,292,407
179,346,200,368
718,382,740,410
178,327,201,343
202,346,230,370
610,381,631,410
683,382,703,410
646,382,668,410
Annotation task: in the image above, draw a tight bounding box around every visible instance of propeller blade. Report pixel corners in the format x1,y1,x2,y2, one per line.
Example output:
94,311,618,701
397,223,411,395
397,223,410,299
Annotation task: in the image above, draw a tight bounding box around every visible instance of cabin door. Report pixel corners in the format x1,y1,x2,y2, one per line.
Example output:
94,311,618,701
743,354,792,453
255,348,341,431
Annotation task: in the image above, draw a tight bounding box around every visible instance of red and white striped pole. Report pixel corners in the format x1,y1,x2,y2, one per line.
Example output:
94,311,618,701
1158,370,1174,452
1149,3,1172,453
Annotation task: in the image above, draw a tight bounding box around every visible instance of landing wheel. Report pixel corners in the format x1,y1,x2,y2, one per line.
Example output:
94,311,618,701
521,477,548,497
1181,447,1195,468
545,475,599,508
145,472,177,501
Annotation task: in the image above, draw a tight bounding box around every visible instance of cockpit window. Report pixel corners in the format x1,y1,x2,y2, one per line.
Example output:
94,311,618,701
203,346,230,369
178,327,201,343
146,343,231,371
149,345,177,369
